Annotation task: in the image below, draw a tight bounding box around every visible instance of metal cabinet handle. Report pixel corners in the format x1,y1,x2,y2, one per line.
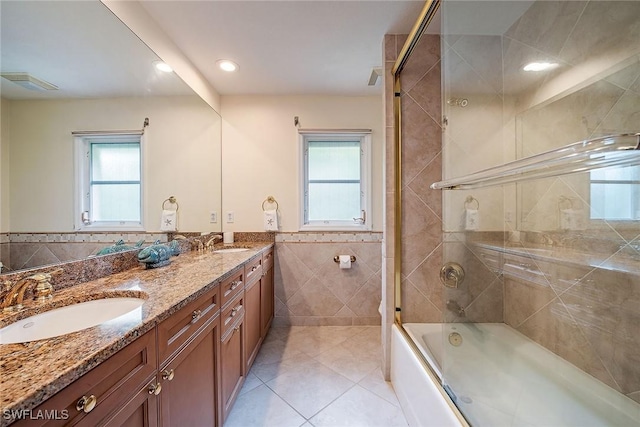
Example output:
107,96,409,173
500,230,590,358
251,266,258,272
231,306,240,317
148,382,162,396
162,369,175,381
76,394,97,413
191,310,202,323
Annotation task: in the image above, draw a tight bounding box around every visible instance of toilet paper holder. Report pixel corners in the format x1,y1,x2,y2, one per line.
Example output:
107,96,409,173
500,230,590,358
333,255,356,263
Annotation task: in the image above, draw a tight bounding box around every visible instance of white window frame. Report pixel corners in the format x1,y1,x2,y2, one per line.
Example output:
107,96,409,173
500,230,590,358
589,162,640,221
299,130,372,231
74,133,145,231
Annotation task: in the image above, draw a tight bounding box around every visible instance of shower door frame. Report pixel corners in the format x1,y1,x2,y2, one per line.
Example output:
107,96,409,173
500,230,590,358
391,1,469,425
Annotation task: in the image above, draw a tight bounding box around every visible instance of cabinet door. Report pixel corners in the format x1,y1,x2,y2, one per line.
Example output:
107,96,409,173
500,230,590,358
244,277,262,370
159,316,220,427
100,379,159,427
220,319,244,423
12,329,157,427
260,263,274,338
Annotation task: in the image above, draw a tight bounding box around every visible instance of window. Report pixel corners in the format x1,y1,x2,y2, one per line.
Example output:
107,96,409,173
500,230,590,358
590,160,640,220
74,133,144,230
300,131,371,230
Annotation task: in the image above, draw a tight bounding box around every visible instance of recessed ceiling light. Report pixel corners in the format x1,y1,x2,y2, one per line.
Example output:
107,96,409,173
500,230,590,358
216,59,239,72
154,61,173,73
523,62,557,72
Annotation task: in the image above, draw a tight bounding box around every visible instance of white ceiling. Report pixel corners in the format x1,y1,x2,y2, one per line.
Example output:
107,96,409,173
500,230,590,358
0,1,193,100
0,1,423,100
1,1,534,101
139,1,425,96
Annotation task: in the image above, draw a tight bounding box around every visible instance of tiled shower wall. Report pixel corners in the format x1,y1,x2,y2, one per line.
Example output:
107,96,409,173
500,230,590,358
273,232,382,326
382,33,444,376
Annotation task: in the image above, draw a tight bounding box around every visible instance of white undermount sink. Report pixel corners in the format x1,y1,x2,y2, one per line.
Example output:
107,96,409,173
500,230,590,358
214,248,250,253
0,297,145,345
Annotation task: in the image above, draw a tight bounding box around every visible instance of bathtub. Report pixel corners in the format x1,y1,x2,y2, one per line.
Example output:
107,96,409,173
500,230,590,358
393,323,640,427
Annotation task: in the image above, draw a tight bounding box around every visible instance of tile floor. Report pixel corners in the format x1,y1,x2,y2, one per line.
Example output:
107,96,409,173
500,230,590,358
224,325,409,427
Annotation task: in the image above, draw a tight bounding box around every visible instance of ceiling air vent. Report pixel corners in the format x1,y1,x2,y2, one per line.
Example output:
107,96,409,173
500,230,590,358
1,72,58,91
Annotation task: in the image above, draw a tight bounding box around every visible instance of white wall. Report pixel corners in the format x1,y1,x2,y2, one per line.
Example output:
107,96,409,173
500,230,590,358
6,95,221,232
1,99,9,233
221,95,383,232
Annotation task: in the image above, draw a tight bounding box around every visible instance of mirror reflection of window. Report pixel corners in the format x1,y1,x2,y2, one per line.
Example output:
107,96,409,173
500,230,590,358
590,160,640,220
75,133,144,230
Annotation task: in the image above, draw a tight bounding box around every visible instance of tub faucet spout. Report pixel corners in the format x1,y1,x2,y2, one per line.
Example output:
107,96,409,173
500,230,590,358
446,300,465,317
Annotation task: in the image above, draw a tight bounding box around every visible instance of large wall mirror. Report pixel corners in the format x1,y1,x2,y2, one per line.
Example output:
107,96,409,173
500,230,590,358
1,1,222,272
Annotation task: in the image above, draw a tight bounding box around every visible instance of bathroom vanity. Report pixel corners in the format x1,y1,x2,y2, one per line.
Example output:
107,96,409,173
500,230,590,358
0,243,274,427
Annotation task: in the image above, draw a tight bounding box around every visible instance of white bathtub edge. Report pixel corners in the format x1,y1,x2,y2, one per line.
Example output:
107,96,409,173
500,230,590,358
391,324,464,427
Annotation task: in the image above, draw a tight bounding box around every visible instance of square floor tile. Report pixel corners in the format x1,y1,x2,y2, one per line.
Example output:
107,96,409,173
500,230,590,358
358,367,401,406
266,360,355,418
224,384,306,427
309,384,408,427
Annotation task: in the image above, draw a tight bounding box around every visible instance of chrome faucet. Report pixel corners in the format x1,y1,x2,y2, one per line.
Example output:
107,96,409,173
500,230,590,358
1,269,61,312
204,234,223,249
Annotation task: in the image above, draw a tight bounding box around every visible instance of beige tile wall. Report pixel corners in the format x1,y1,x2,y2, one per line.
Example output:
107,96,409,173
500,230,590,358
273,232,382,326
0,232,167,272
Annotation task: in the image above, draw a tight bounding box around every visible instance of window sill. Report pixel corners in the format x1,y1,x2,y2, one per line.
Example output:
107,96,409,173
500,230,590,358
75,224,146,232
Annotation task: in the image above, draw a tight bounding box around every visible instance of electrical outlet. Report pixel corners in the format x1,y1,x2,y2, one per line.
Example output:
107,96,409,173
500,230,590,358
226,211,234,223
209,211,217,223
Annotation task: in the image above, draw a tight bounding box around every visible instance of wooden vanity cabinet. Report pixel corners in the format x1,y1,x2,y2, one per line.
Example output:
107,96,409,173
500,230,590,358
261,247,275,337
10,249,275,427
13,329,157,427
156,284,221,427
220,292,245,423
157,285,221,363
244,256,263,370
101,377,159,427
158,315,220,427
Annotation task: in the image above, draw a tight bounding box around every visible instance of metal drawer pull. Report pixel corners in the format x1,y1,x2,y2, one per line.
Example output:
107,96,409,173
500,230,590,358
251,266,258,272
162,369,175,381
231,306,241,317
191,310,202,323
230,280,242,290
148,382,162,396
76,394,97,413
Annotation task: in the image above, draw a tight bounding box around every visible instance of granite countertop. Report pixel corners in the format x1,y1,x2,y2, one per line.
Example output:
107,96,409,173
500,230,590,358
0,242,273,424
472,241,639,275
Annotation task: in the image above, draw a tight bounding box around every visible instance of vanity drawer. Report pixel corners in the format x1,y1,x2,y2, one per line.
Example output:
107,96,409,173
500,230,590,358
221,292,245,337
158,284,220,364
13,329,156,427
263,247,274,271
245,256,263,286
221,268,244,308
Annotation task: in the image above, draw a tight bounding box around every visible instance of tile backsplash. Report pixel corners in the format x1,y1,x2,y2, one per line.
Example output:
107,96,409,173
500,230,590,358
0,232,167,272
